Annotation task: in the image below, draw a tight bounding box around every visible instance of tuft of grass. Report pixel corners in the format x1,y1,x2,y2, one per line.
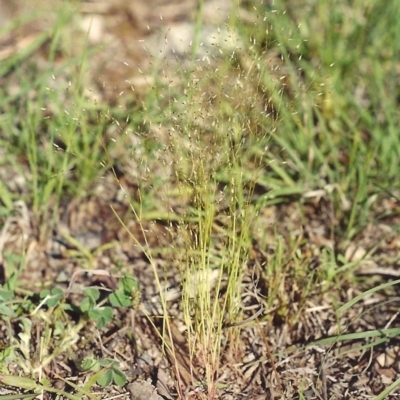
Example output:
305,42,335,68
1,0,400,398
0,2,131,239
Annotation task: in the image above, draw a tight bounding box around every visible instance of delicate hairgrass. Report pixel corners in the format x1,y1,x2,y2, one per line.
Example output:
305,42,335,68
1,0,400,398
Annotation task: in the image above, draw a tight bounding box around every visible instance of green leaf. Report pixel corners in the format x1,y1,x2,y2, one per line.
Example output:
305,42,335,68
97,359,126,385
0,181,13,211
80,297,93,312
80,358,100,372
0,289,15,316
83,287,100,302
46,288,64,307
112,368,126,386
53,320,65,337
39,288,64,307
100,306,113,320
0,374,41,391
96,369,113,387
3,272,19,292
45,297,59,308
0,289,14,302
88,308,101,320
98,358,115,367
88,307,113,329
39,289,50,298
0,303,15,317
109,290,131,308
0,347,12,362
62,303,74,311
96,317,107,329
120,274,139,294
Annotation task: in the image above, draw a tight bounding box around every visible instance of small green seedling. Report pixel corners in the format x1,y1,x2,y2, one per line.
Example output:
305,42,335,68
37,273,140,329
109,273,140,308
80,357,126,387
39,287,64,308
79,287,113,329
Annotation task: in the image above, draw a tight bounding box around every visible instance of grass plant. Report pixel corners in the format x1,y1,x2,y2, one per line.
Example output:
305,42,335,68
0,0,399,398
